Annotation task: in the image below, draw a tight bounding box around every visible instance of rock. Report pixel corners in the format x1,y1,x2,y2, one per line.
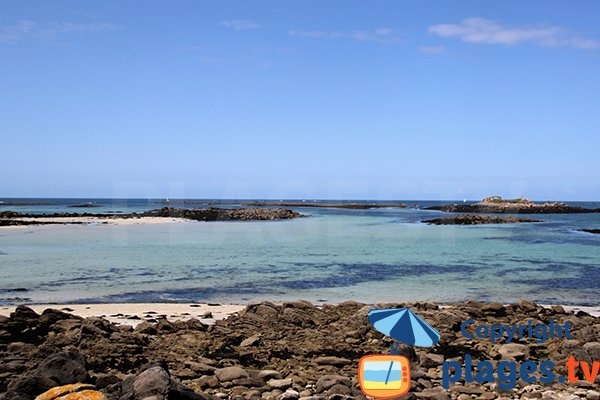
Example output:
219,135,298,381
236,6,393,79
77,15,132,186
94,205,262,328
156,319,175,332
258,371,283,381
279,389,299,400
196,376,219,390
34,384,106,400
420,353,444,368
232,378,264,388
267,379,292,390
132,366,170,399
415,389,451,400
587,391,600,400
498,343,530,360
325,385,351,396
93,374,120,389
184,361,216,375
10,305,39,321
168,379,206,400
215,366,249,382
240,334,261,347
314,357,351,367
423,215,542,225
314,376,351,394
583,342,600,359
481,303,507,317
134,322,157,335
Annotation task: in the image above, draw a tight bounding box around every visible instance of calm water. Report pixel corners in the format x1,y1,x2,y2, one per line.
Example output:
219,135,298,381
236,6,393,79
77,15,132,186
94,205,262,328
1,198,599,306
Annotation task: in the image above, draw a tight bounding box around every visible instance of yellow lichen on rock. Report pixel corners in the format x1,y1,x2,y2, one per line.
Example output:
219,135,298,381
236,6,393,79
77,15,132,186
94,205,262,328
35,384,106,400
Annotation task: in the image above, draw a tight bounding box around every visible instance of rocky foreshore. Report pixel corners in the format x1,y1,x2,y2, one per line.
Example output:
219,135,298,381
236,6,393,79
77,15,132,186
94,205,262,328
0,207,302,226
423,215,543,225
1,301,598,400
426,196,600,214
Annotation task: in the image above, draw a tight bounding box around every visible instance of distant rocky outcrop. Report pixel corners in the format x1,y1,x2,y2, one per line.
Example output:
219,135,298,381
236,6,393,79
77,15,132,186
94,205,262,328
158,201,409,210
68,203,101,208
426,196,600,214
0,202,50,206
423,214,542,225
141,207,302,221
0,207,302,226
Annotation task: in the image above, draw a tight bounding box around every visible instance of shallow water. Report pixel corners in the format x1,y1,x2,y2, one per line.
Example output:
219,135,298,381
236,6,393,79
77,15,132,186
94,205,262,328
1,199,599,305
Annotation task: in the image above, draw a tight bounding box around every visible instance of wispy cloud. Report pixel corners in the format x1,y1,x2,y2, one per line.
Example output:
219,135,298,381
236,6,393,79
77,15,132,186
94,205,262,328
429,17,600,49
289,28,398,43
0,20,119,44
220,20,260,31
419,45,445,55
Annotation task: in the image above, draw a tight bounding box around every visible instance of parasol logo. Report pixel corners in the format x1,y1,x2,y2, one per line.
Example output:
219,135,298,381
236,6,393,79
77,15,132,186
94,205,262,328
358,308,441,399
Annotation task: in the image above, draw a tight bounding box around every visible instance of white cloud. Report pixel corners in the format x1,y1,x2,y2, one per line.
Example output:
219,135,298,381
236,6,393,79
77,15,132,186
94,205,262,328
0,20,119,43
289,28,398,43
220,20,260,31
429,17,600,49
419,45,445,54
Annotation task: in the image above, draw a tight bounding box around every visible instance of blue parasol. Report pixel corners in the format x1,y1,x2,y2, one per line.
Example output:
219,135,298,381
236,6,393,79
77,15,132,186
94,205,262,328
368,308,441,384
368,307,440,347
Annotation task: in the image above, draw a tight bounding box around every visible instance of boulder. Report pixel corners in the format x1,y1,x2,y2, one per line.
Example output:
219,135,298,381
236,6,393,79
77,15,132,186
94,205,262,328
314,376,351,394
498,343,529,360
266,379,292,390
214,366,249,382
132,366,170,399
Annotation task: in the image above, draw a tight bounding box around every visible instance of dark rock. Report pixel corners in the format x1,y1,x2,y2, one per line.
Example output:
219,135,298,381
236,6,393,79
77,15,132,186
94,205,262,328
577,229,600,234
325,384,351,396
131,366,170,399
315,376,351,393
314,357,351,366
7,350,88,398
423,215,542,225
134,322,157,335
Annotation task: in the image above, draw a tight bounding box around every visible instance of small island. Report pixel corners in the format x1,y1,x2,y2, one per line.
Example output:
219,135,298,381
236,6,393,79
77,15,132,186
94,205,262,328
423,214,543,225
0,207,302,226
426,196,600,214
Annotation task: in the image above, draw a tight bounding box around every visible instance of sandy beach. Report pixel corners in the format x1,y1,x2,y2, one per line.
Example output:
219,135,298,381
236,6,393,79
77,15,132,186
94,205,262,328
0,216,187,228
0,303,245,327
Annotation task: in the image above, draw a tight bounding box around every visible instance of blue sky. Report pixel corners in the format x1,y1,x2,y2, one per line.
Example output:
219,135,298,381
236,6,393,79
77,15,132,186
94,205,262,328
1,1,599,200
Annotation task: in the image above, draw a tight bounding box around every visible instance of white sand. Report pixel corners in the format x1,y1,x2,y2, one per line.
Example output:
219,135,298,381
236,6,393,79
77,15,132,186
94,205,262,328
0,216,189,229
0,303,245,327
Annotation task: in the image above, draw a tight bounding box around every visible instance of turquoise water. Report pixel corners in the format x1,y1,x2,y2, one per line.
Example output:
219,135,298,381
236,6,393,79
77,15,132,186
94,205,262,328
1,199,599,305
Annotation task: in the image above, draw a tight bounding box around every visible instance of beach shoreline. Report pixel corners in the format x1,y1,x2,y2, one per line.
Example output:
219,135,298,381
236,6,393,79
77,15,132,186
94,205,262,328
2,301,598,326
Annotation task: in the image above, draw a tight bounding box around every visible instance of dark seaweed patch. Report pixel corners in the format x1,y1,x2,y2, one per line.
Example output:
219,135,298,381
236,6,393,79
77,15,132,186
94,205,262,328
275,263,476,290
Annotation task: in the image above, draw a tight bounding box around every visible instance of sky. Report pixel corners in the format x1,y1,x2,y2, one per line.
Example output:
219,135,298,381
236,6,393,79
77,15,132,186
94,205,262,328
1,1,599,200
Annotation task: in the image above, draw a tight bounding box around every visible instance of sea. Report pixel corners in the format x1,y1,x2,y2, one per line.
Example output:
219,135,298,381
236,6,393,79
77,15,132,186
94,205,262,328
1,198,599,306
